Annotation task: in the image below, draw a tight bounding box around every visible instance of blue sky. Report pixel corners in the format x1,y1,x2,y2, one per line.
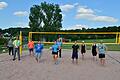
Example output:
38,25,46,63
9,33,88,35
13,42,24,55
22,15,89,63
0,0,120,30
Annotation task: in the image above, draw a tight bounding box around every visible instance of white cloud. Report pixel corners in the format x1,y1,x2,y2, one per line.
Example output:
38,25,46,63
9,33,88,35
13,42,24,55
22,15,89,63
61,3,118,23
60,3,78,12
76,13,95,19
0,2,8,9
93,16,118,22
13,11,28,16
60,4,74,12
76,7,118,23
63,24,89,30
77,7,94,14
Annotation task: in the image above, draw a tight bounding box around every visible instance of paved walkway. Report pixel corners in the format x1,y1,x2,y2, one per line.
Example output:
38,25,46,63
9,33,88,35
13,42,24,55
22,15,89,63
0,49,120,80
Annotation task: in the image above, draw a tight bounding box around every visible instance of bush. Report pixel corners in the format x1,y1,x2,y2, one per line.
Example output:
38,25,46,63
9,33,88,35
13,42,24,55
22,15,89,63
0,38,8,45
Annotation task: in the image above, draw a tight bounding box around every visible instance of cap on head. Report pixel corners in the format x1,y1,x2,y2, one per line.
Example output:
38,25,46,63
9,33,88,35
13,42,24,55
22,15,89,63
82,41,84,43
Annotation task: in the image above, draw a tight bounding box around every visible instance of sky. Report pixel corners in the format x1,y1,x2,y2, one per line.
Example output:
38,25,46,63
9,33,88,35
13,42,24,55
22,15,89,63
0,0,120,30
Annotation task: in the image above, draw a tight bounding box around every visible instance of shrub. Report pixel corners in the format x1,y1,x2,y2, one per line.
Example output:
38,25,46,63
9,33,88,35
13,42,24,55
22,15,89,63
0,38,8,45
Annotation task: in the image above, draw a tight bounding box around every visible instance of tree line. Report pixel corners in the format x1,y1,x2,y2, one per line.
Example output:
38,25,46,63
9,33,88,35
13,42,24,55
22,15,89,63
0,26,120,36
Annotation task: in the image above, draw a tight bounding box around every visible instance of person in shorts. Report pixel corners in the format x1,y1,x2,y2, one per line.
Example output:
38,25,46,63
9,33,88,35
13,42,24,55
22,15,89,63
97,40,107,65
72,41,79,64
34,41,44,63
51,41,59,64
28,39,34,56
81,41,86,60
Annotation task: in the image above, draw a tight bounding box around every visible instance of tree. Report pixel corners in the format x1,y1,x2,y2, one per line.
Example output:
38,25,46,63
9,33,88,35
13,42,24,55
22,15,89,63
29,2,62,32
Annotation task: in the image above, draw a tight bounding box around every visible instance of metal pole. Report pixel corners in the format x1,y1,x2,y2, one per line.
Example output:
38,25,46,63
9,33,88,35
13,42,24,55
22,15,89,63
119,33,120,44
116,33,118,44
19,31,22,56
29,32,31,41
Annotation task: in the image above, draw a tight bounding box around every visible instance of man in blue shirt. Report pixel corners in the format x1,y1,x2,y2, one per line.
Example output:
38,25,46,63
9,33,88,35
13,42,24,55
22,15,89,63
97,40,107,65
35,41,44,63
56,39,62,58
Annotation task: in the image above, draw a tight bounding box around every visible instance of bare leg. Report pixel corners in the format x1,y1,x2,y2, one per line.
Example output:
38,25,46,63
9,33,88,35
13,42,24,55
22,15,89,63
32,51,34,56
76,59,78,64
93,56,95,61
102,58,105,65
53,55,55,61
95,56,97,61
30,51,32,56
54,55,58,64
72,59,74,64
100,58,102,65
29,49,31,55
55,55,58,61
82,54,84,60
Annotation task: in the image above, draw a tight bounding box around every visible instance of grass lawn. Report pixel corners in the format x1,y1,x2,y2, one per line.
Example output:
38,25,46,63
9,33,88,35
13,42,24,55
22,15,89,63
80,38,116,43
43,38,119,51
43,44,120,51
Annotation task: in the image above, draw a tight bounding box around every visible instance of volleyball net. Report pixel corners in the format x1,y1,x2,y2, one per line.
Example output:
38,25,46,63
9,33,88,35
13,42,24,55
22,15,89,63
28,32,120,44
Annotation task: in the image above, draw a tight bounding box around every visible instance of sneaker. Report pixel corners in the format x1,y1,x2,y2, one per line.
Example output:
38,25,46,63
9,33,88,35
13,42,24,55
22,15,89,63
13,59,15,61
55,60,59,65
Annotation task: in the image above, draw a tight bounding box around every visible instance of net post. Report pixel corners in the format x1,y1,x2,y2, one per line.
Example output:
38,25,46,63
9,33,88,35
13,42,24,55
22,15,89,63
19,31,22,56
116,32,118,44
29,32,31,41
119,33,120,44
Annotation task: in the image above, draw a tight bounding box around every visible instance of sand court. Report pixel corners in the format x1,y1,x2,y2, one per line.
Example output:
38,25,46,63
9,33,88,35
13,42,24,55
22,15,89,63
0,49,120,80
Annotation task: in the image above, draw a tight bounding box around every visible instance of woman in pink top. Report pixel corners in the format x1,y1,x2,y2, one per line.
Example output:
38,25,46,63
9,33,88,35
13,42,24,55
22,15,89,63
28,40,34,55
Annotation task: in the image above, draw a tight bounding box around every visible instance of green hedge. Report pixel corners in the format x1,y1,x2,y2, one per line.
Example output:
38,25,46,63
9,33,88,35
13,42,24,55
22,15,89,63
0,38,8,45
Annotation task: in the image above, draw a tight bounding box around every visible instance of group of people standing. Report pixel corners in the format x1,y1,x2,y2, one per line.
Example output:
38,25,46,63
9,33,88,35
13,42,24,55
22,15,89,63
28,39,62,64
28,40,44,62
7,37,107,66
72,40,107,65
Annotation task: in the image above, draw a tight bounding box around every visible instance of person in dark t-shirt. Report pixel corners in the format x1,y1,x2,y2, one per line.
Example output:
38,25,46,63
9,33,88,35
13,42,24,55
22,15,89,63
72,41,79,64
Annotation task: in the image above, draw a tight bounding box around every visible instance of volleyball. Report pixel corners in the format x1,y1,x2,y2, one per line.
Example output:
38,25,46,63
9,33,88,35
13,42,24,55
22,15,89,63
2,49,6,53
49,47,52,50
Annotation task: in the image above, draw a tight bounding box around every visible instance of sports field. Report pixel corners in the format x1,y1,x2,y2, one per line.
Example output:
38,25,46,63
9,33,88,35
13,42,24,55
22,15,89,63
44,44,120,51
0,49,120,80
